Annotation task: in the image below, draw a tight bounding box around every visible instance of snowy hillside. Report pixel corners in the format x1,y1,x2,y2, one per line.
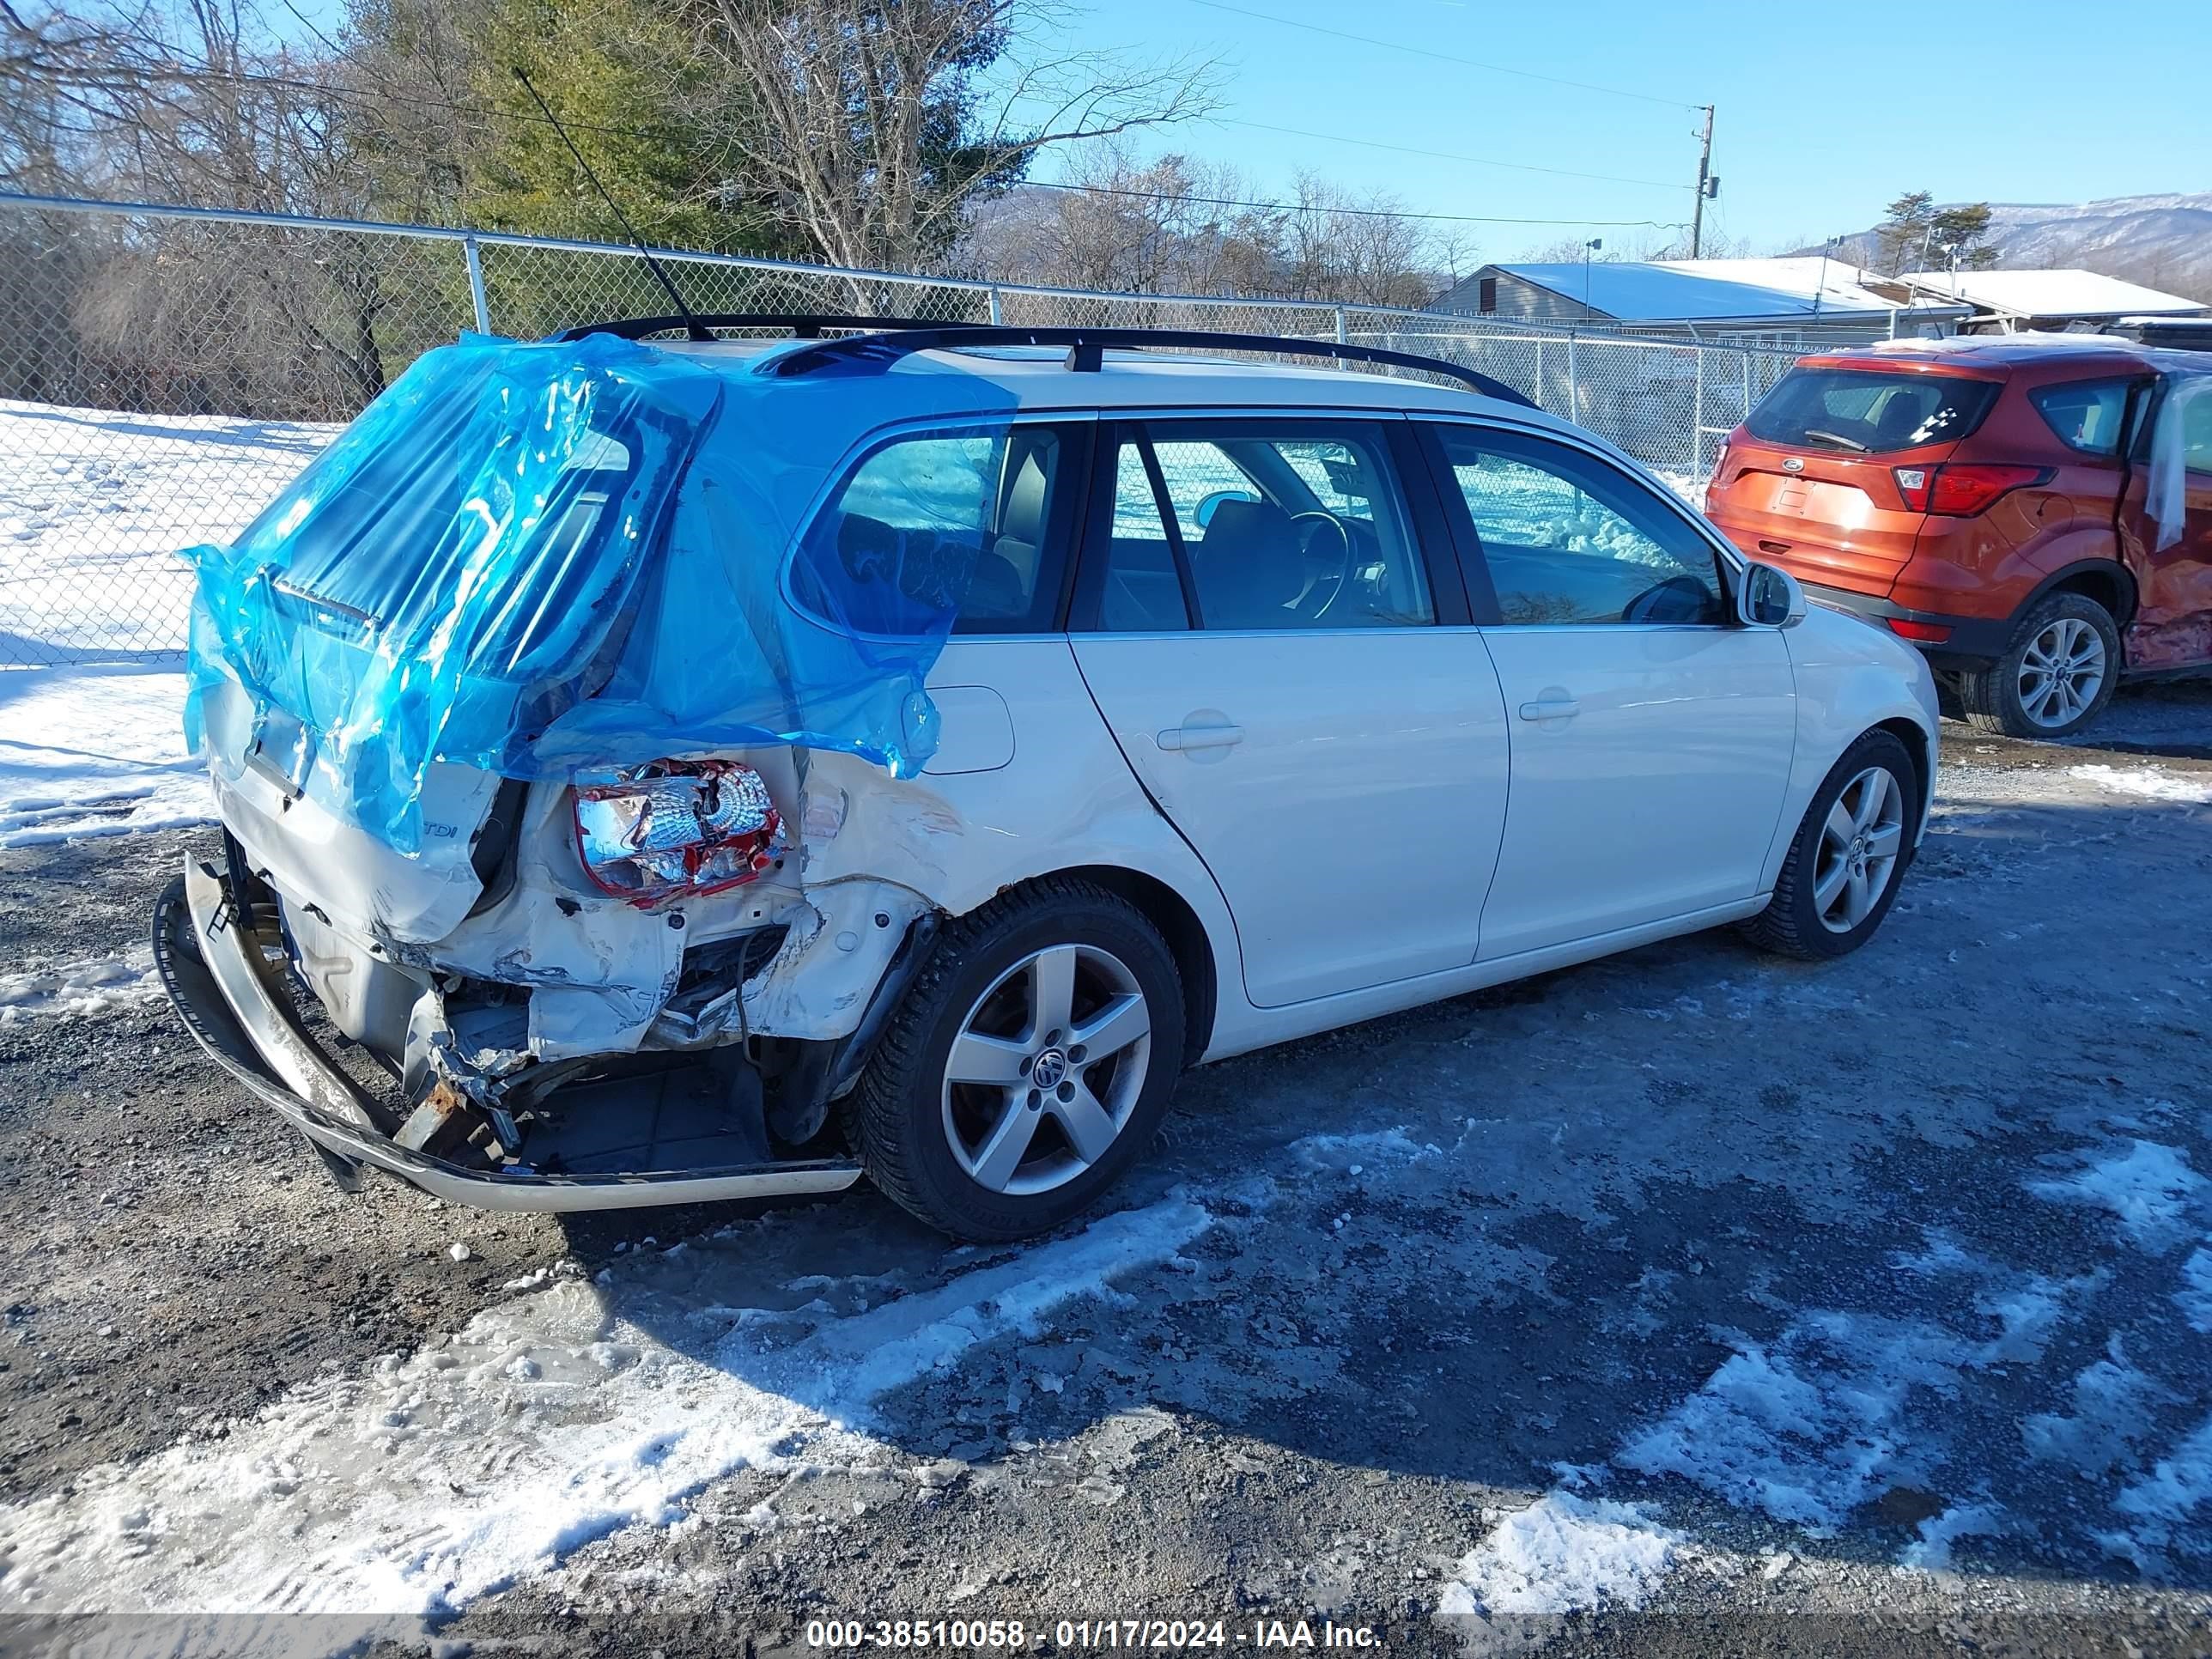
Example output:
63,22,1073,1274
1804,191,2212,299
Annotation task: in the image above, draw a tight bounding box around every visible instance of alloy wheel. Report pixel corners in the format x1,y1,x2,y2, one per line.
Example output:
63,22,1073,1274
1814,766,1905,934
940,943,1152,1195
2016,616,2106,731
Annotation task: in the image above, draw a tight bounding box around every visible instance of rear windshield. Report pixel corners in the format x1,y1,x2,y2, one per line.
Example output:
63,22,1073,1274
1747,368,2001,455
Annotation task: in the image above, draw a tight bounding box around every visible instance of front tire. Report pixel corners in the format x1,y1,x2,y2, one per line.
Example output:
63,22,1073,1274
850,878,1185,1241
1958,592,2119,739
1742,731,1919,961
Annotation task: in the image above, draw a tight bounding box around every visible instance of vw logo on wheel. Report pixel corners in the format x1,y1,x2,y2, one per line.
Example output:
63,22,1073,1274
1030,1048,1069,1090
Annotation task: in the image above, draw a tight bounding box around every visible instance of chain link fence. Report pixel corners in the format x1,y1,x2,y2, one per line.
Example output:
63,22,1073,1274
0,192,1808,666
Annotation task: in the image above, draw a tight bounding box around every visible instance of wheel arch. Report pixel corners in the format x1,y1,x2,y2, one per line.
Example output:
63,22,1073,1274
1030,863,1219,1063
1873,716,1934,829
2020,559,2136,635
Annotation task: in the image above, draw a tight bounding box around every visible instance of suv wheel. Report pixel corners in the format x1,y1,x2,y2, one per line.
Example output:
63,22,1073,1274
1959,592,2120,739
850,878,1185,1241
1741,731,1918,961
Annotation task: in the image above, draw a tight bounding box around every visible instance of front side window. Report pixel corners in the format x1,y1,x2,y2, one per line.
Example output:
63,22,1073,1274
1089,422,1432,632
2031,378,2137,458
790,423,1073,636
1434,426,1727,627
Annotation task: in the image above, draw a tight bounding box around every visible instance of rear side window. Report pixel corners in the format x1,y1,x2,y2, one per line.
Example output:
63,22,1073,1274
790,423,1076,636
2031,378,2137,457
1085,421,1433,633
1747,368,2000,455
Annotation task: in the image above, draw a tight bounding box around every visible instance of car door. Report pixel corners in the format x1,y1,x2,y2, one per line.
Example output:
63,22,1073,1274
1067,416,1510,1009
1422,420,1797,961
2117,371,2212,671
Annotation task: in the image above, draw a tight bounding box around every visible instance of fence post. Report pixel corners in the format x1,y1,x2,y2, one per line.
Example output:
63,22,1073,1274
462,235,490,335
1692,349,1705,477
1565,332,1579,418
1742,349,1753,425
988,284,1003,326
1334,307,1348,345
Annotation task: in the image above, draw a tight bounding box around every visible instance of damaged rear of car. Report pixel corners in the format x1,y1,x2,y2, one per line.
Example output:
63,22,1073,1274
157,328,996,1214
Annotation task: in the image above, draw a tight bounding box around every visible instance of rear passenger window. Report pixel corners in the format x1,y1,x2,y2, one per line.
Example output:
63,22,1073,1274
790,424,1075,636
1434,427,1725,627
2031,379,2136,458
1085,422,1432,632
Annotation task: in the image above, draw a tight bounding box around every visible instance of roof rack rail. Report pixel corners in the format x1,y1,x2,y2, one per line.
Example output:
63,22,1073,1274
556,313,1536,407
554,313,948,343
770,324,1536,407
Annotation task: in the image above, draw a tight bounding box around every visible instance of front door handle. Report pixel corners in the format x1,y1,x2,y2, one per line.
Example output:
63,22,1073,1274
1516,698,1581,722
1157,723,1244,752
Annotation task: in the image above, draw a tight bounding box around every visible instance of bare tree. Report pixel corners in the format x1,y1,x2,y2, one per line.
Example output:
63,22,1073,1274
691,0,1221,270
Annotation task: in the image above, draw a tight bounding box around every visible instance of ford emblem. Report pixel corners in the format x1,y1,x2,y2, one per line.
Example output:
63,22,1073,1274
1782,456,1806,473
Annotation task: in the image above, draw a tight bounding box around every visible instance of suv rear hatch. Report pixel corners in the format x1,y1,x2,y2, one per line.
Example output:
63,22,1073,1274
1710,362,2005,592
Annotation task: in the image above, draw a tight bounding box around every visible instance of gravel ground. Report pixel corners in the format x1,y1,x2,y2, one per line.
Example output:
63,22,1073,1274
1,686,2209,1657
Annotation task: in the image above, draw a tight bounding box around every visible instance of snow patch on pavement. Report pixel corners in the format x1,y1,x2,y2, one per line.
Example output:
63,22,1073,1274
2177,1247,2212,1333
2068,763,2212,805
1900,1504,2006,1572
1436,1492,1683,1621
0,665,208,844
1614,1311,1994,1530
2027,1140,2206,1253
0,942,160,1021
0,1198,1214,1626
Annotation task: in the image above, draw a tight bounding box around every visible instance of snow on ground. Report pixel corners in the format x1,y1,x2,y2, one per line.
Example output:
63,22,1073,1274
0,1197,1213,1627
0,942,160,1022
0,665,208,845
2069,763,2212,805
1436,1492,1684,1621
2028,1140,2208,1254
0,400,329,661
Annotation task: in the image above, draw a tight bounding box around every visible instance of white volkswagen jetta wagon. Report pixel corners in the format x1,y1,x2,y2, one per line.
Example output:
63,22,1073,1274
159,319,1939,1240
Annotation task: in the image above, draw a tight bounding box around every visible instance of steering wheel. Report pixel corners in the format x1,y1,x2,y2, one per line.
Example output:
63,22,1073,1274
1286,511,1353,621
1621,574,1716,625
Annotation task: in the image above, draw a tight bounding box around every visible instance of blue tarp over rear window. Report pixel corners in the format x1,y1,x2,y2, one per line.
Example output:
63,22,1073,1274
184,331,987,854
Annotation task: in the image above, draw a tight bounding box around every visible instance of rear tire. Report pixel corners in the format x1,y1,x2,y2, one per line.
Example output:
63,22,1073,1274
850,877,1185,1241
1741,731,1919,962
1958,592,2119,739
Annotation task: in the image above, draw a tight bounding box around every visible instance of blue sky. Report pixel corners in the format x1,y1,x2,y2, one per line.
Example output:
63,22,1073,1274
1012,0,2211,261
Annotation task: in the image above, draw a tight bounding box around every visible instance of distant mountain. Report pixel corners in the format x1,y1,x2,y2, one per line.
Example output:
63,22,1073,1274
1796,191,2212,302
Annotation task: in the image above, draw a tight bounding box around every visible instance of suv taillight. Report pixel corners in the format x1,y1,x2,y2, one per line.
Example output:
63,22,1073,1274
1708,441,1731,485
573,759,782,903
1893,463,2051,517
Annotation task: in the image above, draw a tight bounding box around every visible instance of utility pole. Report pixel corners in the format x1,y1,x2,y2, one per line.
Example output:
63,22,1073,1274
1689,104,1716,258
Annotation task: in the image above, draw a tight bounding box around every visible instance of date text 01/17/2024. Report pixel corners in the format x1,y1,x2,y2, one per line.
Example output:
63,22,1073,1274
802,1620,1383,1650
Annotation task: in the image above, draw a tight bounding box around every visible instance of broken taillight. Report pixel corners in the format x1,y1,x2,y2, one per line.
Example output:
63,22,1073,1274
573,760,782,903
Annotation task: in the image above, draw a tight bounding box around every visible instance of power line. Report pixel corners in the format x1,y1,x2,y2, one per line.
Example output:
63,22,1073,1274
1021,176,1684,229
1183,0,1700,109
1212,117,1686,191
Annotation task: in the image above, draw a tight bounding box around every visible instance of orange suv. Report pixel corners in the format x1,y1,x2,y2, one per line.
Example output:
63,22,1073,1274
1705,336,2212,738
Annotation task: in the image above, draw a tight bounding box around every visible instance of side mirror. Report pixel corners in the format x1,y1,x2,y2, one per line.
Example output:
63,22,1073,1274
1740,560,1807,629
1193,489,1260,530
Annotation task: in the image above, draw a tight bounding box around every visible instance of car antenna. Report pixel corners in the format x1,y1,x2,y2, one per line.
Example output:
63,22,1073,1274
511,68,710,342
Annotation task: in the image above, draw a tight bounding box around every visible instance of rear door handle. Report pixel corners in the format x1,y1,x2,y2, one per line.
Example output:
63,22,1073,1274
1516,698,1581,721
1157,723,1244,752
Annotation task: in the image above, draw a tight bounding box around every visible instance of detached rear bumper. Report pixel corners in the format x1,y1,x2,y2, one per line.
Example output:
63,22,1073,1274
1801,582,2014,668
153,860,864,1213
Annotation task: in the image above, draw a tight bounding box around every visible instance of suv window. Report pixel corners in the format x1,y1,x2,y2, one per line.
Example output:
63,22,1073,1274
790,423,1073,636
1747,367,2001,455
2031,378,2136,458
1433,426,1726,626
1089,422,1433,632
